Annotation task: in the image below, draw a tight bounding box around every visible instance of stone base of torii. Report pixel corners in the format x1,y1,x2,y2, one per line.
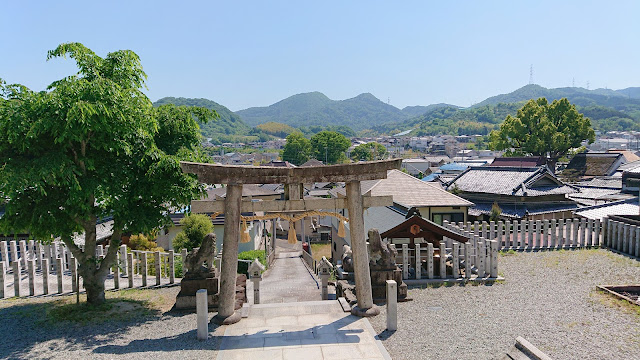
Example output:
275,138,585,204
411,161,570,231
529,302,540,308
180,159,401,325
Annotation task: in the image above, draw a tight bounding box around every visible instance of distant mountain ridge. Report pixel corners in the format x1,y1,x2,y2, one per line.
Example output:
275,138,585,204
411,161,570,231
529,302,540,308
236,92,415,130
156,84,640,140
475,84,640,111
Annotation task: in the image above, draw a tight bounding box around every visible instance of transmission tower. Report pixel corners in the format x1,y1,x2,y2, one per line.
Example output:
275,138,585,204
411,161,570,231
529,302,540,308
572,77,575,87
529,65,534,85
587,81,590,90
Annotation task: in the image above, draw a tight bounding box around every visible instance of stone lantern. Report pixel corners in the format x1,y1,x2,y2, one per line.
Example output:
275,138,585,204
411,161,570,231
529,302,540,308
248,258,265,304
318,256,333,300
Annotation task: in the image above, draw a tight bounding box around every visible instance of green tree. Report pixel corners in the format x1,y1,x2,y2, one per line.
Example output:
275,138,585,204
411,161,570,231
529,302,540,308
489,98,595,167
489,202,502,222
0,43,216,305
172,214,215,251
310,131,350,164
350,142,387,161
282,132,312,165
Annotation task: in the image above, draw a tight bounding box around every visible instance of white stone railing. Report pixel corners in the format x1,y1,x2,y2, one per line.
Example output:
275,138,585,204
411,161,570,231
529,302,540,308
602,217,640,258
301,249,314,269
0,240,182,299
395,237,499,281
443,218,602,251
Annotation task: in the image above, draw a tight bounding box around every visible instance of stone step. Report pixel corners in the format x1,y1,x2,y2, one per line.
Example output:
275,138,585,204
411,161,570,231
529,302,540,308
247,300,344,317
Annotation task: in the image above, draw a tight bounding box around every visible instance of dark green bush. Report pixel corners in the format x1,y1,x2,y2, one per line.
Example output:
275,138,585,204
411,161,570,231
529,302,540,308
237,250,266,275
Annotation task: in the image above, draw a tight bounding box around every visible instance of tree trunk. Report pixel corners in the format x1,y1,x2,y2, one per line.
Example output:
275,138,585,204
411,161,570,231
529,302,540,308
82,267,108,305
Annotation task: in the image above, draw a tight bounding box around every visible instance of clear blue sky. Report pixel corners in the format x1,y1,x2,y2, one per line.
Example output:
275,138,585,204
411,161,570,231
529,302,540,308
2,1,639,111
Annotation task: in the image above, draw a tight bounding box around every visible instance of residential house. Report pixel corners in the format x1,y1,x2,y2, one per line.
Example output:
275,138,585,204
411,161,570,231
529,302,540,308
446,166,579,220
329,169,472,261
561,152,625,181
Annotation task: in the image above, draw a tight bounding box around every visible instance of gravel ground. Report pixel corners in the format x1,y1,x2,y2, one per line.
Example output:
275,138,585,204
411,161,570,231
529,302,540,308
369,249,640,360
0,287,224,359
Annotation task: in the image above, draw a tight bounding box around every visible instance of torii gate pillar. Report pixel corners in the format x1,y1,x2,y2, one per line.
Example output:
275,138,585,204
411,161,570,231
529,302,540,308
211,183,243,325
346,180,379,316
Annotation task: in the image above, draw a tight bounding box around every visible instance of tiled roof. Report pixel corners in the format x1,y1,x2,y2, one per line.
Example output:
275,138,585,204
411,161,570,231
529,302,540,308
299,159,324,167
574,177,622,189
447,166,577,197
363,206,408,235
336,169,473,208
608,150,640,163
490,156,545,167
67,219,114,246
469,202,579,219
206,184,281,199
562,153,623,178
574,198,640,220
616,160,640,172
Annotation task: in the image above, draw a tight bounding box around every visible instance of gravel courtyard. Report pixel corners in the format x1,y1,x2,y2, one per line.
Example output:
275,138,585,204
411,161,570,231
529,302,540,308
369,249,640,360
1,249,638,359
0,286,224,360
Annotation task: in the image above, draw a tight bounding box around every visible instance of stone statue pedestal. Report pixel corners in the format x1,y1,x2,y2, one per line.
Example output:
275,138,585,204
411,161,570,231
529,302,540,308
175,271,219,310
370,268,408,303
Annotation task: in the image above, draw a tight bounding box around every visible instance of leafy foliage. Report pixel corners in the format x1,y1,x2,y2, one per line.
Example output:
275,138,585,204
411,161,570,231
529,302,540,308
282,132,312,165
128,234,163,251
310,131,351,164
0,43,214,304
488,98,595,163
350,142,387,161
154,97,249,141
237,250,266,275
172,214,214,251
255,121,297,138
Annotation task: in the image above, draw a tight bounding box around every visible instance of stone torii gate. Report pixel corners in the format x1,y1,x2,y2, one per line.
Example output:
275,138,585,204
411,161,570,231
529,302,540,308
180,159,401,324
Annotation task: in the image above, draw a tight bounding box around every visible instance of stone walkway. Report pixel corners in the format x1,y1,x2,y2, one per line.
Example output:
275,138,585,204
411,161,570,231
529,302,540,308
255,250,322,304
216,300,391,360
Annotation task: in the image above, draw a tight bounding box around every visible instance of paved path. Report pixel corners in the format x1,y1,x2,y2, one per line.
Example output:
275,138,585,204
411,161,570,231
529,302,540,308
250,250,321,304
216,300,391,360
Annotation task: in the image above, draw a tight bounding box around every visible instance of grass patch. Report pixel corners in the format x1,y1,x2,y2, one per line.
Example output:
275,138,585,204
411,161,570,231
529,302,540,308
45,298,153,325
310,243,331,262
499,249,517,256
590,290,640,317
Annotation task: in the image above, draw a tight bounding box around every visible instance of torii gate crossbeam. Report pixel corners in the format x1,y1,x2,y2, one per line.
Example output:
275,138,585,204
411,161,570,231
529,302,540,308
180,159,402,324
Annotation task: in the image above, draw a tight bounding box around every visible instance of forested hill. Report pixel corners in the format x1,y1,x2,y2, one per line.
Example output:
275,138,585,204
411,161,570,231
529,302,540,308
475,84,640,112
235,92,410,130
372,85,640,136
153,97,250,138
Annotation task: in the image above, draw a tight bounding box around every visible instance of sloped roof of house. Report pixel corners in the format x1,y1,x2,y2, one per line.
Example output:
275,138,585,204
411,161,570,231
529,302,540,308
299,159,324,167
608,149,640,163
562,153,623,179
335,169,473,208
574,177,622,189
447,166,577,197
490,156,545,168
574,198,640,220
468,202,579,219
206,184,281,199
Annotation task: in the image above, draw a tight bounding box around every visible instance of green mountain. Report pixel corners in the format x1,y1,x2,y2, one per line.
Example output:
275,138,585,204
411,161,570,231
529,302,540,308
401,103,460,117
475,84,640,113
373,85,640,136
153,97,251,139
236,92,409,131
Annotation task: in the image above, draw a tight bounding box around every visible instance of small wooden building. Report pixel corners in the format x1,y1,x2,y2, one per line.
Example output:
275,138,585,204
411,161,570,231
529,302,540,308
380,214,468,249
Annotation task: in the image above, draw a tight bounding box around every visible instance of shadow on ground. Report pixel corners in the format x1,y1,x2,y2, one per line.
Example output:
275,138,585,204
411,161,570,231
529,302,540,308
0,299,164,359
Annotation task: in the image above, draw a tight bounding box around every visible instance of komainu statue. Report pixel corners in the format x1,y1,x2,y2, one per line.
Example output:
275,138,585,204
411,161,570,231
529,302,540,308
184,233,217,279
341,244,354,272
367,228,397,269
